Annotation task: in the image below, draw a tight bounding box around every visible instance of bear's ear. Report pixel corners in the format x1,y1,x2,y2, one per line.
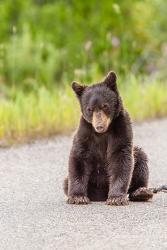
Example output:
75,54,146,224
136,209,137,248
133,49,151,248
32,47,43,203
103,71,117,91
72,81,87,97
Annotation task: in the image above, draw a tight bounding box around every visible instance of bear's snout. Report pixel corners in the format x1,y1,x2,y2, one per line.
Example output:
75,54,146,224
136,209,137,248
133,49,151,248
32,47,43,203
92,110,111,133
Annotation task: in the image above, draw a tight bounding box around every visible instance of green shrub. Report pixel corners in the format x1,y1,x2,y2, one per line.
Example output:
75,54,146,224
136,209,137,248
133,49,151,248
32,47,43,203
0,0,167,87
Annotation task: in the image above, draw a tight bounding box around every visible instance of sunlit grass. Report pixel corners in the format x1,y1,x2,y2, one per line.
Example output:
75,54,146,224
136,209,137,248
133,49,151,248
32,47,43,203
122,75,167,120
0,86,79,145
0,77,167,146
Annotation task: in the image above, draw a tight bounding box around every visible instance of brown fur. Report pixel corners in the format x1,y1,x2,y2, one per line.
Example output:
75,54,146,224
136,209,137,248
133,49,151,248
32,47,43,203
63,71,153,205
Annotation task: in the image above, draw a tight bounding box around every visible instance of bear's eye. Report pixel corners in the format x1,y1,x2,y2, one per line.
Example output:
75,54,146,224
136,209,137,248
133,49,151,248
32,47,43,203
102,103,109,110
87,107,93,113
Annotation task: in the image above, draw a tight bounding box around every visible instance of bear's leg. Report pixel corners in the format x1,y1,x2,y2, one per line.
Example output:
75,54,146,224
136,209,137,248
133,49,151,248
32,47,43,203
63,177,68,196
128,147,153,201
64,176,90,204
106,145,133,206
68,155,92,205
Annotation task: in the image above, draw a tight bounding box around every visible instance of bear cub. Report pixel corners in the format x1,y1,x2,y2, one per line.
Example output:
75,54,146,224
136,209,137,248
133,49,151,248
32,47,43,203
63,71,153,205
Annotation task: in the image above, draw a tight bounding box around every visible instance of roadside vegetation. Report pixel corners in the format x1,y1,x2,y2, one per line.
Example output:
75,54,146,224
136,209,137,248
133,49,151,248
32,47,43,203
0,0,167,145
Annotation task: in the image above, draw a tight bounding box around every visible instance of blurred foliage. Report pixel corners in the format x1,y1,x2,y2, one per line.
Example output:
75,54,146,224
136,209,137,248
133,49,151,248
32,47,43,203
0,0,167,144
0,0,167,89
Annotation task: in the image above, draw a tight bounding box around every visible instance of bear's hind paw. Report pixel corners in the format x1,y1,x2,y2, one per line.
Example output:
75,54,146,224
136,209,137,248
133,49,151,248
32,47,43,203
129,187,153,201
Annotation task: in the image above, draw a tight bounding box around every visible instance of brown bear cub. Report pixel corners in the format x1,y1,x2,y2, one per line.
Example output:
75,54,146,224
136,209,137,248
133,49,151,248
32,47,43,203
63,71,153,205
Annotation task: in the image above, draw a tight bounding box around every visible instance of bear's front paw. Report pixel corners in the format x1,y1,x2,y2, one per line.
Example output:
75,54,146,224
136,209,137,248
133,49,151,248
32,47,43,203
67,196,90,205
106,195,129,206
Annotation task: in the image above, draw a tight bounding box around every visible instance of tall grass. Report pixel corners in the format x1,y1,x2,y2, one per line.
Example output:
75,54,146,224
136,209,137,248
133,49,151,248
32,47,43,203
0,86,78,145
0,77,167,146
122,76,167,120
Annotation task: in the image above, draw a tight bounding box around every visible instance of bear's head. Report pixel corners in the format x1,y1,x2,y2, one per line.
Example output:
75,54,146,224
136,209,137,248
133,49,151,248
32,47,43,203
72,71,123,134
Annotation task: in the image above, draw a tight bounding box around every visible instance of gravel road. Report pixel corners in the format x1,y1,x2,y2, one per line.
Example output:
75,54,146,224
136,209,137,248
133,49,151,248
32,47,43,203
0,119,167,250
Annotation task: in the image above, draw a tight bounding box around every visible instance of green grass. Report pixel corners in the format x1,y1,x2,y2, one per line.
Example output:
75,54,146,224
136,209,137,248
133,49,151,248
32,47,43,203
122,75,167,120
0,86,79,145
0,76,167,146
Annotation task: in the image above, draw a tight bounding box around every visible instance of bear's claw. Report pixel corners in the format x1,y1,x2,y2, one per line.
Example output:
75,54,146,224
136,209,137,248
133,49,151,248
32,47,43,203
67,196,90,205
106,196,129,206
